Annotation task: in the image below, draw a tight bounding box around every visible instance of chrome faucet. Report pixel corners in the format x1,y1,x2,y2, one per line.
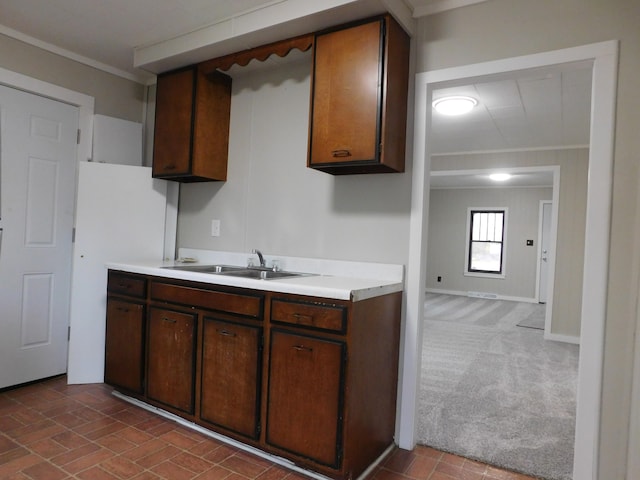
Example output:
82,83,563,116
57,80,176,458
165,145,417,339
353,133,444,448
252,249,266,268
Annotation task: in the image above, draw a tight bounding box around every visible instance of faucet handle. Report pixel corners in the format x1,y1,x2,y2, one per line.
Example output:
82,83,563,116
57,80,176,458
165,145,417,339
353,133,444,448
271,260,280,272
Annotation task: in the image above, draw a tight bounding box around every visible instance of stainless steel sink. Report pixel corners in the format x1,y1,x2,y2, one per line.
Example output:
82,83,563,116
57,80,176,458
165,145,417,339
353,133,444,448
161,264,311,280
219,269,310,280
161,264,248,273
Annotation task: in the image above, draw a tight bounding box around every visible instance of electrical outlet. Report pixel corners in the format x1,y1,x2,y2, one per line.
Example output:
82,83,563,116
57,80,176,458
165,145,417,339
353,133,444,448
211,219,221,237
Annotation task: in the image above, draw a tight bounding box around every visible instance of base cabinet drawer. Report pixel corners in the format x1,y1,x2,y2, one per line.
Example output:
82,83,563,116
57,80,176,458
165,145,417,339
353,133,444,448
147,307,197,414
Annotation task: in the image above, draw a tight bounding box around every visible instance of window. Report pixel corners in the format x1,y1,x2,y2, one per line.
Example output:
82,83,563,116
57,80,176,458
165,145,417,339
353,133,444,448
466,209,506,275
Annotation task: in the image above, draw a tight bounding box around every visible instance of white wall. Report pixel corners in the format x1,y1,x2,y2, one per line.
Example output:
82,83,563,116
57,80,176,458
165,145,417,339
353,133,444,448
427,186,552,300
176,59,412,266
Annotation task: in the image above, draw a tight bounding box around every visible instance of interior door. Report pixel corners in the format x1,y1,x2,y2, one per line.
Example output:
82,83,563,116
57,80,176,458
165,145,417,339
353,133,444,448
539,201,552,303
0,84,79,388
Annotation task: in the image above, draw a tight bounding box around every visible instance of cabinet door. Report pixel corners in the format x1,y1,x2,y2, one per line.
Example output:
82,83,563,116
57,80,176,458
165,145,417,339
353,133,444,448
200,318,262,439
153,67,195,177
147,307,197,414
153,66,231,182
266,330,345,468
104,298,145,393
309,19,382,168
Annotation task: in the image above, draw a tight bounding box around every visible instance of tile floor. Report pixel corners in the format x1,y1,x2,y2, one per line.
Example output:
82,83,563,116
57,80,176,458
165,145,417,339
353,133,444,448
0,376,538,480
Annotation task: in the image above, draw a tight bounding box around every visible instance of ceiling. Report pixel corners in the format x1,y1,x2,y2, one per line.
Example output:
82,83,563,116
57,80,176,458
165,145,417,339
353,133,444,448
0,0,590,188
0,0,483,81
429,170,555,189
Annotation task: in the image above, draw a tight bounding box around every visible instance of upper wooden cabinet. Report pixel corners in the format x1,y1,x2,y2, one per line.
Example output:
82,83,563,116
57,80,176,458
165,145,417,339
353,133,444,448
308,15,410,175
152,66,231,182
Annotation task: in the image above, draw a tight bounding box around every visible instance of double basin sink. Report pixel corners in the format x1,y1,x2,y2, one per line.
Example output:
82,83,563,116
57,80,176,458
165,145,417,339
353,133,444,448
162,264,312,280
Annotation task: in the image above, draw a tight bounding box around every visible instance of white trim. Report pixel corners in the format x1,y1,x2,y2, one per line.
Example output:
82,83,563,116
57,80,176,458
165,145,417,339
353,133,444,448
0,24,151,85
546,332,581,345
426,288,536,304
535,201,548,303
0,66,94,165
431,143,590,157
543,169,560,342
412,0,489,18
401,40,618,480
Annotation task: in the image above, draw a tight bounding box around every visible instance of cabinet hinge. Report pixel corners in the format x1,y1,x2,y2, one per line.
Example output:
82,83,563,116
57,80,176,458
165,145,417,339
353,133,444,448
72,227,76,243
68,326,71,341
77,129,81,145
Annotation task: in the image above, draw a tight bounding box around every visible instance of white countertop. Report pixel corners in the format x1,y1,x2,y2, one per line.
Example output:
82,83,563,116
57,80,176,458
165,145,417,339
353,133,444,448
106,249,404,302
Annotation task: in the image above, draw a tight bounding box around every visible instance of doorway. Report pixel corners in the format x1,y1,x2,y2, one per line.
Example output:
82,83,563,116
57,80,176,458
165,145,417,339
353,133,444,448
399,41,618,480
0,84,79,388
0,67,94,388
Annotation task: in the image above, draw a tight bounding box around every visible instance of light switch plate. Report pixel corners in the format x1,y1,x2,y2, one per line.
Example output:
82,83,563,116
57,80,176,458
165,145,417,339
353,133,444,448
211,219,221,237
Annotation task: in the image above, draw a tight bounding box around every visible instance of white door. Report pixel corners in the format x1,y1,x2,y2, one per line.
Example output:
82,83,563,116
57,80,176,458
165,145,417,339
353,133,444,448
538,201,552,303
67,162,170,384
0,84,78,389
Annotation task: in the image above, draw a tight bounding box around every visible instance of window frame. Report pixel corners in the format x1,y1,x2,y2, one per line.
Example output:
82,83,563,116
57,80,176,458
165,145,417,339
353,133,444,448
464,208,508,279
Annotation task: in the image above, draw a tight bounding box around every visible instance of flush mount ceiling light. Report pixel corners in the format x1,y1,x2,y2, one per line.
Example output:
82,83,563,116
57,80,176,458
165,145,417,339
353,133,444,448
489,173,512,181
432,95,478,115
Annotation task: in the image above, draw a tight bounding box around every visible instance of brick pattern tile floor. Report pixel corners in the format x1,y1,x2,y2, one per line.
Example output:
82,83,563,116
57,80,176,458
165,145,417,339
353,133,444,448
0,376,538,480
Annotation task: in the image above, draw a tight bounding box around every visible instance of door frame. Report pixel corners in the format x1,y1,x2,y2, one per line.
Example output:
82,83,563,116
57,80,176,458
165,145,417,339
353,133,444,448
399,40,618,480
0,67,95,377
0,67,94,165
536,199,553,305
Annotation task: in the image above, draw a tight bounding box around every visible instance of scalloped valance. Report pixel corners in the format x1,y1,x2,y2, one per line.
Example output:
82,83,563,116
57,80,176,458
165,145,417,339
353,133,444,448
199,33,314,75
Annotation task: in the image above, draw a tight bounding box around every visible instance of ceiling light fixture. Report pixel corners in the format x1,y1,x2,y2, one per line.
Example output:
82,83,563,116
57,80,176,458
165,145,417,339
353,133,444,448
432,95,478,115
489,173,512,182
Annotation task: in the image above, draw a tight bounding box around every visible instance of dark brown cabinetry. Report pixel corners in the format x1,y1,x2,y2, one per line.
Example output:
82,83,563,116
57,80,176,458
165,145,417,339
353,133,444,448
153,65,232,182
308,15,410,174
147,307,197,414
267,293,402,479
200,318,262,439
104,270,401,480
267,329,345,468
147,279,264,429
105,272,147,394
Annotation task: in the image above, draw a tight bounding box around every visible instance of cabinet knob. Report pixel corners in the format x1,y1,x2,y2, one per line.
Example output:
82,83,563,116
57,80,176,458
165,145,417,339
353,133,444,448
162,317,177,324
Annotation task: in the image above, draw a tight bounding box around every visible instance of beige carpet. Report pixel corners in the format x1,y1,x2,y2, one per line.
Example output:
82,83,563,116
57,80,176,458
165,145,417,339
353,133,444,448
417,293,579,480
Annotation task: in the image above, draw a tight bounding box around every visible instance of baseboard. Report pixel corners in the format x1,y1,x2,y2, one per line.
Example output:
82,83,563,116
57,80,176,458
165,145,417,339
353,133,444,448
426,288,537,304
544,332,580,345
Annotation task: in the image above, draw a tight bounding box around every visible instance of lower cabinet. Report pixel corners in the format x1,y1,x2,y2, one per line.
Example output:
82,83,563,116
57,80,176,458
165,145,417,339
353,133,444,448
104,298,145,394
104,270,401,480
147,307,197,414
200,318,262,439
266,330,345,468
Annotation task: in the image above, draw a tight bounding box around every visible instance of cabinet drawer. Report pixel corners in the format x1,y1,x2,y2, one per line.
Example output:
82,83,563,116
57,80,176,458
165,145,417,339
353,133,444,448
150,281,263,319
107,271,147,298
271,298,347,333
